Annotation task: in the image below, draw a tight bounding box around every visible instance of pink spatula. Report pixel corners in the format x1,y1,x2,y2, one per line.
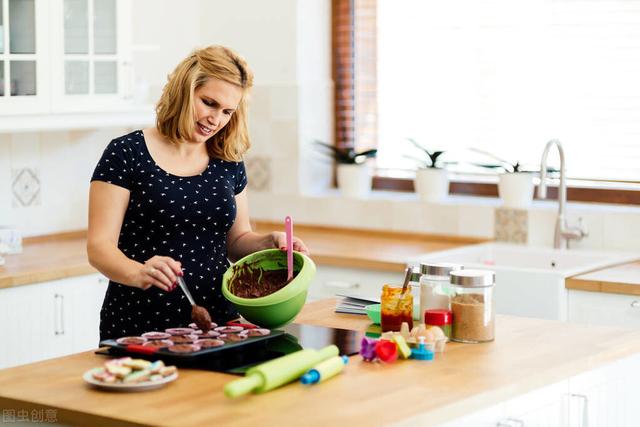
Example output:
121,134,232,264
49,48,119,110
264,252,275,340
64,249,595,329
285,216,293,281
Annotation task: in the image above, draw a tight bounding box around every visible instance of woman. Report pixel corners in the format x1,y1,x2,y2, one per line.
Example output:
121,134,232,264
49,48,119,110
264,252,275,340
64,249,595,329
87,45,308,340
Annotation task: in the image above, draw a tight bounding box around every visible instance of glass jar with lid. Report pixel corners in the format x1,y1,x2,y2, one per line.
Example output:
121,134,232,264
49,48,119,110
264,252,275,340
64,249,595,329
419,262,463,321
450,269,495,343
380,284,413,332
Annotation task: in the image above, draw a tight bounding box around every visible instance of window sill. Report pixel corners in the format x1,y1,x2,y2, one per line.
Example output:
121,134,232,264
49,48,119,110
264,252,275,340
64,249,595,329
303,187,640,214
0,105,156,134
373,175,640,206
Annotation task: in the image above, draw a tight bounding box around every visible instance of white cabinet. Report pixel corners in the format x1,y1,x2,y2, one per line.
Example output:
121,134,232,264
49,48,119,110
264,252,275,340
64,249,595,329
443,381,569,427
0,0,132,115
568,353,640,427
439,353,640,427
439,403,505,427
568,290,640,328
0,273,108,369
501,381,569,427
309,265,403,301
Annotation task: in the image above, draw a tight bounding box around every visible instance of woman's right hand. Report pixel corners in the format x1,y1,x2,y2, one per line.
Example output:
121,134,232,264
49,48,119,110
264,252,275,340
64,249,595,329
132,256,182,292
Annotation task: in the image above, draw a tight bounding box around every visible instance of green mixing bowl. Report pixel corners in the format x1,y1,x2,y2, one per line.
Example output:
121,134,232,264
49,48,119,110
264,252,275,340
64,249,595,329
222,249,316,329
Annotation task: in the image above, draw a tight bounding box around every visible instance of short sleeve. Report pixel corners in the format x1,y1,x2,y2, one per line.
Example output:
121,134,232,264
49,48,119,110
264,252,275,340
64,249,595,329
90,139,134,190
234,161,248,195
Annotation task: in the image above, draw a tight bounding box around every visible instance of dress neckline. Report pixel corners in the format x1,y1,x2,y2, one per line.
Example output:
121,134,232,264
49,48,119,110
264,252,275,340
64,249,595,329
138,130,211,179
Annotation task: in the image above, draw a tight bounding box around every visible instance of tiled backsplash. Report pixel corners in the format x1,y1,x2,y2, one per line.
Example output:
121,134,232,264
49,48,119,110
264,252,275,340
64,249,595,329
11,168,41,208
495,208,528,244
0,128,130,235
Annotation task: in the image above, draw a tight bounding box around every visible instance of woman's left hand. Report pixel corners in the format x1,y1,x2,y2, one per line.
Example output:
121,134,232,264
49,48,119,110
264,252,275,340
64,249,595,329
271,232,310,256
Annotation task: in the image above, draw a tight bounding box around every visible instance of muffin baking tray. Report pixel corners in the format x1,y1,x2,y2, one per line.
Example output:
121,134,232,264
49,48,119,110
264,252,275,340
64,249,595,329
98,326,285,364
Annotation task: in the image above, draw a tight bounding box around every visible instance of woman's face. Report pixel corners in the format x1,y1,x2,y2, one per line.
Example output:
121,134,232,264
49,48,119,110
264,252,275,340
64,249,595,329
191,78,243,144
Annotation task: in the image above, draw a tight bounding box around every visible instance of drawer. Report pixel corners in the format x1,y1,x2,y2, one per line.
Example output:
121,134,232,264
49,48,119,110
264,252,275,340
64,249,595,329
568,290,640,328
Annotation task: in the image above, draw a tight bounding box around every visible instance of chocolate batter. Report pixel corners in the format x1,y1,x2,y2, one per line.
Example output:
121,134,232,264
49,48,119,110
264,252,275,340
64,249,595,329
191,306,213,333
228,262,297,298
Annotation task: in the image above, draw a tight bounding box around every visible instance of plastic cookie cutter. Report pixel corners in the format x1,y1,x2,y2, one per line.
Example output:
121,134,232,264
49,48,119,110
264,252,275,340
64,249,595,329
410,336,434,361
374,339,398,363
391,334,412,359
360,337,378,362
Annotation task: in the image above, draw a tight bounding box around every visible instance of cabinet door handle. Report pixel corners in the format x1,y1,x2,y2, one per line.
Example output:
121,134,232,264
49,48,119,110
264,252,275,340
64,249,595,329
325,281,360,289
630,300,640,308
54,293,65,336
570,393,589,427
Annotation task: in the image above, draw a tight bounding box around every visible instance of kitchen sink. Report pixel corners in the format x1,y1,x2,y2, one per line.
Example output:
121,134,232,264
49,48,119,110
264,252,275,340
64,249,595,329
412,243,639,321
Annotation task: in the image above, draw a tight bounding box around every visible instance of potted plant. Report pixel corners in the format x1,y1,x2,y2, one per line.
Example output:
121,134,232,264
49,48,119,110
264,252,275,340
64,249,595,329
315,141,378,198
406,138,452,202
468,149,535,209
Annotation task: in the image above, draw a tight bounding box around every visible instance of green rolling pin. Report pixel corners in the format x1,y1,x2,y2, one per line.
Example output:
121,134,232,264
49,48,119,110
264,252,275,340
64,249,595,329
224,345,339,398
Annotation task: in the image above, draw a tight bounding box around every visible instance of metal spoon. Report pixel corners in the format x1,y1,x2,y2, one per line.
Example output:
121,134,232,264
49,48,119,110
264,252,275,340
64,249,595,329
176,276,212,332
396,266,413,311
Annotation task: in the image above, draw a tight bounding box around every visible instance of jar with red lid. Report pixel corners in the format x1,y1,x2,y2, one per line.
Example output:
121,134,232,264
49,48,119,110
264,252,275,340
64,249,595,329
424,309,452,340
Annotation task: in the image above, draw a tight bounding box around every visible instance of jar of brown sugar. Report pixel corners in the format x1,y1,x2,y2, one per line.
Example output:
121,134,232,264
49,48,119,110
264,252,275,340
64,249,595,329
450,269,495,343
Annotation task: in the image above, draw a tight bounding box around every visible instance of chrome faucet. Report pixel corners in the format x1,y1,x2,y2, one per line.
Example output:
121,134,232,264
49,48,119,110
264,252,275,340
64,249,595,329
538,139,588,249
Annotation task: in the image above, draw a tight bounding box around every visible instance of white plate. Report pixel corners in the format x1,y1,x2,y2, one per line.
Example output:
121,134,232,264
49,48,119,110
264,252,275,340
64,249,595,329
83,368,178,392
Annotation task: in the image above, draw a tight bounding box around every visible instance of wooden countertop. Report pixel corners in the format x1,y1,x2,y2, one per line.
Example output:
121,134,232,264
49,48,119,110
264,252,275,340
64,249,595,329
2,298,640,427
566,261,640,295
0,223,482,290
252,221,483,271
0,231,96,290
3,223,639,296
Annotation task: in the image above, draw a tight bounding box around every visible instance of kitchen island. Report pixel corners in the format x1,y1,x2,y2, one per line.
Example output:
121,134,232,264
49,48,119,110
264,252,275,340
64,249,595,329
1,298,640,427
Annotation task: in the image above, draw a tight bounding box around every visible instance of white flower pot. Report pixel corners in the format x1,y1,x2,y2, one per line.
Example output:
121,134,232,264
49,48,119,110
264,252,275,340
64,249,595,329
498,172,534,208
415,168,449,202
336,163,372,198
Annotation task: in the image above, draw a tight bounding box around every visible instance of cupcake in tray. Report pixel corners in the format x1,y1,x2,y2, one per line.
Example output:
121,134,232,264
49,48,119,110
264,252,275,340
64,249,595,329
142,339,174,349
116,336,147,345
189,322,218,331
193,329,221,338
142,332,172,340
195,339,225,348
165,327,196,336
214,326,244,334
239,328,271,337
168,344,201,353
169,334,198,344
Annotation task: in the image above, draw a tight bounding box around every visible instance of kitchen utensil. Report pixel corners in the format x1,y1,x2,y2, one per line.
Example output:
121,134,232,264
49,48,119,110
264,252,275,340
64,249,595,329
300,355,349,385
222,249,316,329
395,266,413,310
224,345,339,398
285,216,293,281
176,276,212,332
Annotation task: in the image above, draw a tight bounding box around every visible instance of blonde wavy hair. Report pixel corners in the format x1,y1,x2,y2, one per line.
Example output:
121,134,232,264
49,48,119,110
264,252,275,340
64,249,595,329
155,46,254,162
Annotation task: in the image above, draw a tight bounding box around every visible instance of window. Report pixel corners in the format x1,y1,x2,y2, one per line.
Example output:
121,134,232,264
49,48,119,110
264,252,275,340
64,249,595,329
335,0,640,204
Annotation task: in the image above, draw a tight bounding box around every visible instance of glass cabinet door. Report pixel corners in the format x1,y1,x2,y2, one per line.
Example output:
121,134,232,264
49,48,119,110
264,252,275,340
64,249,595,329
0,0,38,99
63,0,118,96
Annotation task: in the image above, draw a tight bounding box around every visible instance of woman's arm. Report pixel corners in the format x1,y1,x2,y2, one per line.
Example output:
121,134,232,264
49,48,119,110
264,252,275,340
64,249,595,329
87,181,180,291
226,189,309,262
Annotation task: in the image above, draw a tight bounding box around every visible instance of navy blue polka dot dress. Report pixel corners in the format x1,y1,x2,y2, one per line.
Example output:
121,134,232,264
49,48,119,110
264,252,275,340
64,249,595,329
91,130,247,340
